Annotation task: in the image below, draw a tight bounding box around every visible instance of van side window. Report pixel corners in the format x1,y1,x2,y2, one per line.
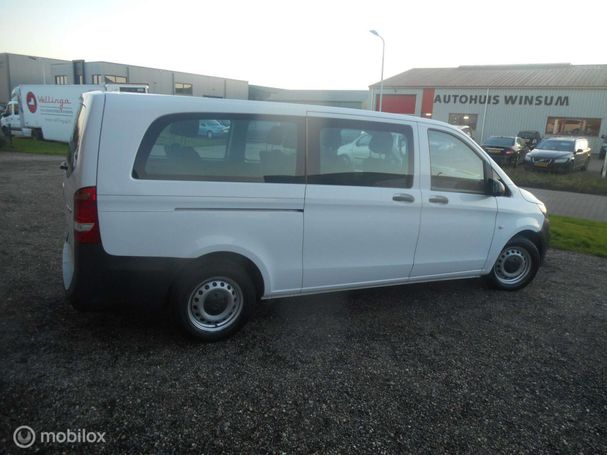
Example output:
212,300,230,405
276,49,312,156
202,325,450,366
133,115,304,183
307,118,414,188
428,129,485,194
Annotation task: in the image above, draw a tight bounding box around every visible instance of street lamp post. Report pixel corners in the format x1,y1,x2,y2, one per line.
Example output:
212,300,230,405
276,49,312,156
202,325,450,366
369,30,385,112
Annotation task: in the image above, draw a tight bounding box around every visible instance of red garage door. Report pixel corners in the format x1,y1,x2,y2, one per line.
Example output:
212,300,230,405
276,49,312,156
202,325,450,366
375,95,416,114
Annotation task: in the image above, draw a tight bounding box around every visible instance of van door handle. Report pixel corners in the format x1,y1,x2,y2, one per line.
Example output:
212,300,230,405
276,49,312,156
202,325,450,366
429,195,449,204
392,193,415,203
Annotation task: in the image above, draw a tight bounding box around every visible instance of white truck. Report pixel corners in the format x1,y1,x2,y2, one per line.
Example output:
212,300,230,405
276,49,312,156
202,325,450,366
1,84,148,142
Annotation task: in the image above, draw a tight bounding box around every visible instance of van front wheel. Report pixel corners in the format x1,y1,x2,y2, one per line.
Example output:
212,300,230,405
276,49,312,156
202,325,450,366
487,237,540,291
172,262,255,341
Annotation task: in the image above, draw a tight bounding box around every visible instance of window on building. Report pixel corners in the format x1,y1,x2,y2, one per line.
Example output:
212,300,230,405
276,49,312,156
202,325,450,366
545,117,602,137
175,83,193,95
92,74,128,84
55,75,68,85
448,113,478,130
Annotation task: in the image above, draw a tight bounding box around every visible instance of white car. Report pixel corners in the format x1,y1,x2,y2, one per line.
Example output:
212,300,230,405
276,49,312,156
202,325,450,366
62,93,549,340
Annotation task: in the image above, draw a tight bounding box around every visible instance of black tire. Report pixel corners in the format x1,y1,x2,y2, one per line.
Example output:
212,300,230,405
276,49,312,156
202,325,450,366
486,237,540,291
32,129,43,140
171,260,255,341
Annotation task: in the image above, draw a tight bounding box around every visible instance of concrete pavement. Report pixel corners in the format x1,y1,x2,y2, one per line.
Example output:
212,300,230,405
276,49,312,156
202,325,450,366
523,187,607,222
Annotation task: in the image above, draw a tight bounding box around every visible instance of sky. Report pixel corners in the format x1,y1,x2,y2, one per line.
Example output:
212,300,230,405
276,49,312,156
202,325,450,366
1,0,605,90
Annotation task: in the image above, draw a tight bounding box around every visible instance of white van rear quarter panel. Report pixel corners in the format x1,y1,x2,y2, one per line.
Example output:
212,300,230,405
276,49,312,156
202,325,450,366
96,94,308,296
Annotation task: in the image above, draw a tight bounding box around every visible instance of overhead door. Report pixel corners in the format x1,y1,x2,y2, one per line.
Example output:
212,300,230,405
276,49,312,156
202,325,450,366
376,94,416,114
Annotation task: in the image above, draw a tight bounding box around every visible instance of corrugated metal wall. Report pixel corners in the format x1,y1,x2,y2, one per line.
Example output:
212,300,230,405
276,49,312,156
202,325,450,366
430,88,607,151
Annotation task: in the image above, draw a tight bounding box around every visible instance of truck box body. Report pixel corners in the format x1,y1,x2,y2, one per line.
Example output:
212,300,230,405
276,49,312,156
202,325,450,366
1,84,147,142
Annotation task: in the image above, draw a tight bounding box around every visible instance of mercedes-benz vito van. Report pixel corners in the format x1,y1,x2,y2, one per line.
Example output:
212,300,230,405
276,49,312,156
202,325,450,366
62,92,549,340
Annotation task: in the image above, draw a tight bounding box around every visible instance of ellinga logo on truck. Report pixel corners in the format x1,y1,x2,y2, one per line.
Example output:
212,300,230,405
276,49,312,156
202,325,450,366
1,83,148,142
26,91,38,113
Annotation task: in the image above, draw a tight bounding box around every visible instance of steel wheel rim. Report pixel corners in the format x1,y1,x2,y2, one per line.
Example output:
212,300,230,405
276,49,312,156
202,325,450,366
493,247,532,286
188,277,243,332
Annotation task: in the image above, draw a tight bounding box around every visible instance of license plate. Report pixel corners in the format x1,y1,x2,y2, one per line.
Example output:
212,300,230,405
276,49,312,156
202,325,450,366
534,161,549,167
487,148,502,154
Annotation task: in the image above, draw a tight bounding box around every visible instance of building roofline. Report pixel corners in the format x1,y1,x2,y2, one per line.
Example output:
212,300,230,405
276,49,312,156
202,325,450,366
81,60,248,83
370,63,607,89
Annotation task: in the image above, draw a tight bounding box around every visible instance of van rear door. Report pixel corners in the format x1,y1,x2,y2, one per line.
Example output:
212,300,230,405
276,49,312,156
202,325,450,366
62,93,104,290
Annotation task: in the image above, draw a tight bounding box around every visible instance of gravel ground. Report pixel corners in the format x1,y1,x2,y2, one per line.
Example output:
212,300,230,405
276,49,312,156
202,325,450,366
1,152,606,454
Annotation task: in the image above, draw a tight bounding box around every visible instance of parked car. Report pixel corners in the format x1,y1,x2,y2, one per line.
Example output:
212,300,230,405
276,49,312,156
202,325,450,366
336,131,406,168
481,136,529,166
62,92,549,340
456,125,475,140
198,119,229,139
517,130,542,149
524,137,591,172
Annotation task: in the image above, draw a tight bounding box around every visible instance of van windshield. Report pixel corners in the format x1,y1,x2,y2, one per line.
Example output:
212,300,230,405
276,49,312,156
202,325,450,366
537,139,574,151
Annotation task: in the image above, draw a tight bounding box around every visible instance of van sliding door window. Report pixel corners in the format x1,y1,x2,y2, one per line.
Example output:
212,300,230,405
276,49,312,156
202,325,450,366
307,118,414,188
428,129,485,193
132,114,305,183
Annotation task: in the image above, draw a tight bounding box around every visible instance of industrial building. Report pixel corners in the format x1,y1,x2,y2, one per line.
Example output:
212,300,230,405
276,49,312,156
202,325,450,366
0,53,248,104
370,64,607,152
249,86,368,109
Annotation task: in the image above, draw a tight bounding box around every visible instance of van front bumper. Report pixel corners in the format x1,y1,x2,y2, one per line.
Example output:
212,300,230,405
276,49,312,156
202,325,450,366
539,216,550,264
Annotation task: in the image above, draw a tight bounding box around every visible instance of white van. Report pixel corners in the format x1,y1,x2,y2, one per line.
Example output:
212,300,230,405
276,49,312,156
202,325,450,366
62,92,549,340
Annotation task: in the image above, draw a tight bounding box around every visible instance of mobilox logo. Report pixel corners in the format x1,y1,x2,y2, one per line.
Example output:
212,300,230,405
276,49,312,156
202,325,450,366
26,91,37,113
13,426,106,448
13,426,35,448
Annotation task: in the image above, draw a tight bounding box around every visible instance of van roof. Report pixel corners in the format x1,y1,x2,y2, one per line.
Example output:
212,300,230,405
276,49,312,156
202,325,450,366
100,92,456,130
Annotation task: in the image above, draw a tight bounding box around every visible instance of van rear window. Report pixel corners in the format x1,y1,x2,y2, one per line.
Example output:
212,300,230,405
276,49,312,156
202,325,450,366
133,114,304,183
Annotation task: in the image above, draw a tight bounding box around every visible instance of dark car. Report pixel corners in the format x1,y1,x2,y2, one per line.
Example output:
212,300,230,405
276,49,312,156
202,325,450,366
517,130,542,149
481,136,528,166
524,137,591,172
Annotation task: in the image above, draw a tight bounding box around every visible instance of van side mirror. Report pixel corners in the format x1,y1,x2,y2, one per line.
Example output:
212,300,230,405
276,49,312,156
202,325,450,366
487,178,506,196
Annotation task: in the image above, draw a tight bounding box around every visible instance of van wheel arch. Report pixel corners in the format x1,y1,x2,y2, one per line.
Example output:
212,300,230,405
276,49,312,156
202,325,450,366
512,230,544,259
172,252,265,300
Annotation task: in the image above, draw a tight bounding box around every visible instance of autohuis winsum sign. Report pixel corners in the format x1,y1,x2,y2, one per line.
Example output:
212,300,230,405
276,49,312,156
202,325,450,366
434,94,570,106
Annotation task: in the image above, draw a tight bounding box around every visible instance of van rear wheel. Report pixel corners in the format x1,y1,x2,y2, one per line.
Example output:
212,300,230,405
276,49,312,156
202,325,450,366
487,237,540,291
172,261,255,341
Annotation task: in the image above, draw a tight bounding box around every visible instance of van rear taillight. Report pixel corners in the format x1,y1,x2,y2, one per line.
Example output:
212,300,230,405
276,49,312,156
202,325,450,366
74,186,100,244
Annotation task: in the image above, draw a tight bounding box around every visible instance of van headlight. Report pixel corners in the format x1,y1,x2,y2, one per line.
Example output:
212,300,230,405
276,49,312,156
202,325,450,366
538,202,547,216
